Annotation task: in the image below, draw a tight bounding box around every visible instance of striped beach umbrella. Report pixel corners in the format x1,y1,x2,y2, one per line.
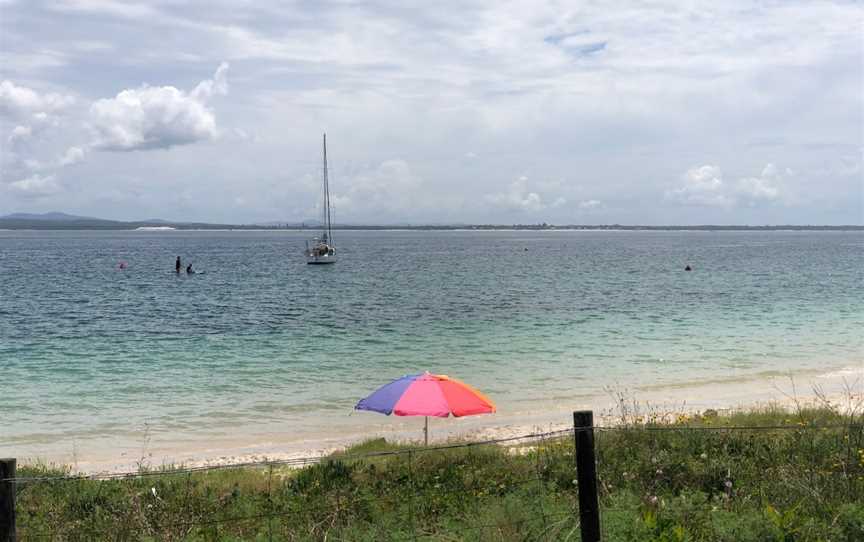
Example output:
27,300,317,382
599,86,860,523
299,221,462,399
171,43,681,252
355,371,496,445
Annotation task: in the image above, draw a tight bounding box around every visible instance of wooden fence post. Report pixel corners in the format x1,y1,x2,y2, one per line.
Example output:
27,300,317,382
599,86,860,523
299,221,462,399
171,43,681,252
0,458,15,542
574,411,601,541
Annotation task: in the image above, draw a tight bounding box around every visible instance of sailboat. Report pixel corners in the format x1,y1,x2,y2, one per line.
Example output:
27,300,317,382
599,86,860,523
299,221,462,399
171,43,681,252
304,133,337,264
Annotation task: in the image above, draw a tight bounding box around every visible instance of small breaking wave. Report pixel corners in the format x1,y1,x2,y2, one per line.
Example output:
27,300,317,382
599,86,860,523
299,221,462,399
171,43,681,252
817,365,864,379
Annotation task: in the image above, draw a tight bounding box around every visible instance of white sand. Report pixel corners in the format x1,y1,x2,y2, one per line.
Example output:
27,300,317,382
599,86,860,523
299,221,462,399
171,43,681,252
37,362,861,476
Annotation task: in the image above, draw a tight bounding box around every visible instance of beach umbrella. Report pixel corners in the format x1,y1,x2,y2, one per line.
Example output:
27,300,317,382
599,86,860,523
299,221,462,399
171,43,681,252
355,371,496,445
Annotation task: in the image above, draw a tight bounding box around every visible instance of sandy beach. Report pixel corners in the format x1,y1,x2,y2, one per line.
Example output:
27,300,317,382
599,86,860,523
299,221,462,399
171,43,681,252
23,360,859,475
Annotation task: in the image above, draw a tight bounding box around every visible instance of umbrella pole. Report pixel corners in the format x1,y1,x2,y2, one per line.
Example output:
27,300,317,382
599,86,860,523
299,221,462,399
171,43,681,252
424,416,429,446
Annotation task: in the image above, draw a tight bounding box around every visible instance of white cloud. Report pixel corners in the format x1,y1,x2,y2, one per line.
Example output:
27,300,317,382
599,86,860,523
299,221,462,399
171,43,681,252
668,164,791,208
327,159,425,218
578,199,602,210
735,163,786,204
8,125,32,143
0,81,80,190
58,146,87,166
191,62,229,101
486,177,573,214
1,137,84,192
487,176,553,212
666,165,733,207
0,81,73,150
0,80,74,120
88,63,229,151
6,174,62,197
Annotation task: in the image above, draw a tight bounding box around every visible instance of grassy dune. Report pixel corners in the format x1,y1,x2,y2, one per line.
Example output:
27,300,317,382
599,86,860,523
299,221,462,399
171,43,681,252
16,404,864,541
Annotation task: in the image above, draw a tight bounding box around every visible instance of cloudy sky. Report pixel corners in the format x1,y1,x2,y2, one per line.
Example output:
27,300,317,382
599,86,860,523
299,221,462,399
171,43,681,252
1,0,861,225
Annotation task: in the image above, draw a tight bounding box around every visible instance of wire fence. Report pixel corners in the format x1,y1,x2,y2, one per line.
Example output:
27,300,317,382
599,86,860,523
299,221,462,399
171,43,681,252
6,417,863,541
9,428,580,541
591,418,864,541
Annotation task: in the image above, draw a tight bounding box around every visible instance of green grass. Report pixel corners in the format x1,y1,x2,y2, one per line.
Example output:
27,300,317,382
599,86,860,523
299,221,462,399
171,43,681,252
14,404,864,541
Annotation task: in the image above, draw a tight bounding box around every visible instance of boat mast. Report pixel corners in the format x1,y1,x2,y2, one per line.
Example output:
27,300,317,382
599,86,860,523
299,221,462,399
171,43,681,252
322,133,333,244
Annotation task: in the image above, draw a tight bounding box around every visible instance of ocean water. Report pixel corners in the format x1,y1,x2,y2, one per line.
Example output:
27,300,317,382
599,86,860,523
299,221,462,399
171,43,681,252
1,230,862,466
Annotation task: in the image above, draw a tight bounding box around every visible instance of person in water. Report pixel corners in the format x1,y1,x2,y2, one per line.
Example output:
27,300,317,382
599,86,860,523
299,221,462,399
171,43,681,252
175,256,181,273
685,264,692,271
186,263,193,274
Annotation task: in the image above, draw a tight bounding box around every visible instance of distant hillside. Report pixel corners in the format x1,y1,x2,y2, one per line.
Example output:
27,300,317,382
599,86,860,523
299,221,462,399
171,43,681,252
0,213,321,230
0,217,269,230
1,212,99,221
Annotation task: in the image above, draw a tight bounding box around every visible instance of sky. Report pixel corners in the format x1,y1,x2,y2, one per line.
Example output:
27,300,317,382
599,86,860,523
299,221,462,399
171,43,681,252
0,0,862,225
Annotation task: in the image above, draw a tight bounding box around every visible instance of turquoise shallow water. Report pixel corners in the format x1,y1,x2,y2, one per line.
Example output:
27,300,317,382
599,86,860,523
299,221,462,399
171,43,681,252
0,230,862,464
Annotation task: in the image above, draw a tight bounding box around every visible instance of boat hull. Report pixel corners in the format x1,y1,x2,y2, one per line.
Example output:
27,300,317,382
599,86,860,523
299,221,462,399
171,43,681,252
305,253,337,264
